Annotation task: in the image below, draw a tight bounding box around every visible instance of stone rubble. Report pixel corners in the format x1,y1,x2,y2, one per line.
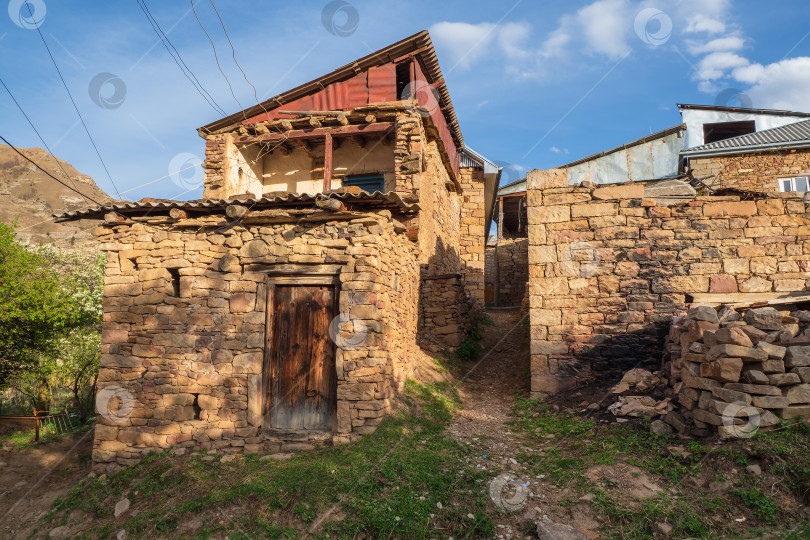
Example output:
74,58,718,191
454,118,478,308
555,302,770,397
664,304,810,437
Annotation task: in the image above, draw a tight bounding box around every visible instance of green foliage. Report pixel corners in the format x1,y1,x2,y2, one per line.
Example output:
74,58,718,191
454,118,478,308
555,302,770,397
0,222,104,416
454,311,492,362
730,487,779,523
48,381,493,539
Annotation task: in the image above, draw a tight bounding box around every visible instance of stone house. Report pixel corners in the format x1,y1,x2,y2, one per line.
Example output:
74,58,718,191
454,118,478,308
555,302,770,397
58,31,498,472
682,118,810,194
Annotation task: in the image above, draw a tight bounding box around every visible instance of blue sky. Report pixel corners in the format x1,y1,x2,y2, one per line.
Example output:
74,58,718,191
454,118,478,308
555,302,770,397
1,0,809,199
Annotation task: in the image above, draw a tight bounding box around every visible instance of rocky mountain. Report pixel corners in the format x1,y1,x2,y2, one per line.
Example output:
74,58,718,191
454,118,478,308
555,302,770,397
0,144,112,247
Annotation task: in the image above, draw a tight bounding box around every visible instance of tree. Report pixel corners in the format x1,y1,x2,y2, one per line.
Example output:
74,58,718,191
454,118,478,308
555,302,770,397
0,222,103,414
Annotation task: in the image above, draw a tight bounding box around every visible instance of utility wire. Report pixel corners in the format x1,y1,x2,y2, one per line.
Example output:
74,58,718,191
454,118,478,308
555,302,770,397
0,75,94,201
190,0,247,120
135,0,227,117
24,2,122,199
208,0,267,115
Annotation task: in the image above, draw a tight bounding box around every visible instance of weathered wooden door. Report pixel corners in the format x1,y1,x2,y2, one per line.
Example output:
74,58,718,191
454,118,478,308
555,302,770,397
264,284,337,431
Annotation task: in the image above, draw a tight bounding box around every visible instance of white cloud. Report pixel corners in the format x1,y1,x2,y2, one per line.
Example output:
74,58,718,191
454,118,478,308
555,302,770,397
694,51,750,80
685,13,727,34
686,35,745,55
576,0,632,59
549,146,569,154
731,57,810,112
429,22,497,69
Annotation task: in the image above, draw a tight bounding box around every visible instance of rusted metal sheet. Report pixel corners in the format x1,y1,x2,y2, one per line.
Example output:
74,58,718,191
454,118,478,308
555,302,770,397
367,64,397,103
245,67,396,125
266,284,336,430
412,61,460,178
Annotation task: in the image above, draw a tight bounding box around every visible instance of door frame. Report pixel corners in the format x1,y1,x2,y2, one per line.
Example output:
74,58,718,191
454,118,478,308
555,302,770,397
260,265,340,433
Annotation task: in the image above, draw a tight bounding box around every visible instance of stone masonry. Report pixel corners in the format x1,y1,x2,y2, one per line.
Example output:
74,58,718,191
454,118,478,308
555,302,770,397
688,147,810,193
527,168,810,398
93,205,422,472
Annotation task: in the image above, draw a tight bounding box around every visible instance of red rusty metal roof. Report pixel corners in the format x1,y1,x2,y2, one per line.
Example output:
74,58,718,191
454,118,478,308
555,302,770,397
197,30,463,149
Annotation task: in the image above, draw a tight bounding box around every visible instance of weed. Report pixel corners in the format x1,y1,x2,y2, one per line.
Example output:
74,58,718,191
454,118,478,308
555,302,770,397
730,487,779,523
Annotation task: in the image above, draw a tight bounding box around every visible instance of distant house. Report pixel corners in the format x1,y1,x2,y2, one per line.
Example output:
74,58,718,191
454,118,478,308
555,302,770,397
682,117,810,194
486,104,810,310
58,31,498,473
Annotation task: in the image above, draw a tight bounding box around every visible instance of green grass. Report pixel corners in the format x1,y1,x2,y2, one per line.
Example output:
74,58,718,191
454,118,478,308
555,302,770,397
45,381,494,539
510,398,810,539
0,419,88,449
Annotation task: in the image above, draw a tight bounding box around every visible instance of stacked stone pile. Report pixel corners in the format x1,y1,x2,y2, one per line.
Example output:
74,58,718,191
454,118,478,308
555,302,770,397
664,304,810,437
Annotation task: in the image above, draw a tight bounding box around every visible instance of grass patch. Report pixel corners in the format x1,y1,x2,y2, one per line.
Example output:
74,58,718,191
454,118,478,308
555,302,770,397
46,381,493,539
511,398,810,539
455,312,493,362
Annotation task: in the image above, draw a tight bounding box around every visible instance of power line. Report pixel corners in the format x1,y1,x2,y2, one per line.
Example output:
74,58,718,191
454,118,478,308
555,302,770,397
135,0,227,117
208,0,265,113
189,0,247,120
24,3,123,199
0,75,94,201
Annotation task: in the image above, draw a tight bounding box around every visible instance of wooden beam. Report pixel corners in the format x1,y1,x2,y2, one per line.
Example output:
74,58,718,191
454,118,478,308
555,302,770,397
323,132,333,192
238,122,394,145
497,197,503,240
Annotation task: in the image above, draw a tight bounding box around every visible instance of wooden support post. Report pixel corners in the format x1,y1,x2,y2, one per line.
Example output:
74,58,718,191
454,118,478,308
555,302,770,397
497,196,503,240
323,132,333,192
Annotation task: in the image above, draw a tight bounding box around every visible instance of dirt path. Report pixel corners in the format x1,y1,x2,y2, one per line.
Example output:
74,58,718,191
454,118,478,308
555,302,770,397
447,308,540,538
0,429,94,539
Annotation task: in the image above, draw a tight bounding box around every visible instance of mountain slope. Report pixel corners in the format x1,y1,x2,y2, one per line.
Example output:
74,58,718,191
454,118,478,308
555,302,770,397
0,144,112,247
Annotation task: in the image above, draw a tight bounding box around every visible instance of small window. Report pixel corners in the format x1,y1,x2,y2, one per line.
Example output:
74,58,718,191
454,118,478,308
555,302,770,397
343,173,385,193
779,176,809,193
703,120,756,144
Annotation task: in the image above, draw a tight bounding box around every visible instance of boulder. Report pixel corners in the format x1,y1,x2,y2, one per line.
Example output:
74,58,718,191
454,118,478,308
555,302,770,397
744,307,783,331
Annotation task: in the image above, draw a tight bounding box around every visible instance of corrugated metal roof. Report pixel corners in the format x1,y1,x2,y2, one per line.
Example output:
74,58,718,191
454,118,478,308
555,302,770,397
497,177,526,195
677,104,810,118
558,124,685,169
54,191,420,222
199,30,463,147
682,118,810,156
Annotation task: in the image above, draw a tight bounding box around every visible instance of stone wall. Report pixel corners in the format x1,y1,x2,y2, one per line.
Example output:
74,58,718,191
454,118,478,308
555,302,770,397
493,237,529,307
92,208,421,472
527,168,810,398
689,147,810,193
418,275,471,350
458,167,487,309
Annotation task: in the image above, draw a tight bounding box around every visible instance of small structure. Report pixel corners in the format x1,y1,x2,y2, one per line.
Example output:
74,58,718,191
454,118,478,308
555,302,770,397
683,118,810,194
488,178,529,307
58,31,498,472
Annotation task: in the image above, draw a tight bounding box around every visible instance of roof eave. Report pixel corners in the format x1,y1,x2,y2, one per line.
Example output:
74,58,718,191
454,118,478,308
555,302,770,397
197,30,463,147
682,140,810,158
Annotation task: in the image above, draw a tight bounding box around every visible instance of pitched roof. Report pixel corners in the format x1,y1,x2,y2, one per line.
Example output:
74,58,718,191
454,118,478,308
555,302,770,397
677,103,810,118
54,191,420,222
681,118,810,157
497,177,526,196
198,30,462,146
558,124,685,169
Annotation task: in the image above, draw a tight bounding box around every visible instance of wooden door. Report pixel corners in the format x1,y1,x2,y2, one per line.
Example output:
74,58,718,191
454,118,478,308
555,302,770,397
264,284,336,431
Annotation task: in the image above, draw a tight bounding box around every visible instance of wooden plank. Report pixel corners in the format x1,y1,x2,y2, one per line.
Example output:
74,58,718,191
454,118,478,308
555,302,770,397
323,132,333,192
265,276,338,286
690,292,810,308
266,264,343,276
238,122,394,145
303,286,336,430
